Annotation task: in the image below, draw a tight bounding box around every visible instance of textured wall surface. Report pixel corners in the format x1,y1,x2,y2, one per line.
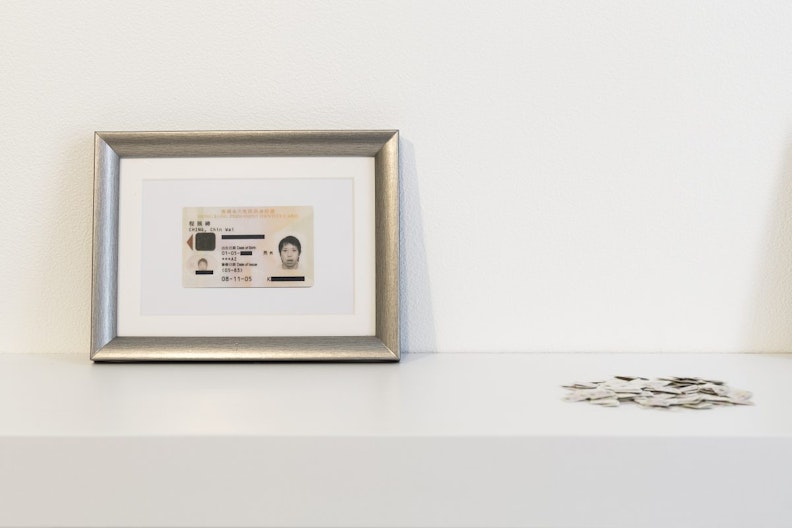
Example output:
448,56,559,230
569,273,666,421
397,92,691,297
2,1,792,354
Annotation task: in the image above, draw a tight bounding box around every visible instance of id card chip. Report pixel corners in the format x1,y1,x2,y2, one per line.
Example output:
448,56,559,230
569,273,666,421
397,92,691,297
194,232,216,251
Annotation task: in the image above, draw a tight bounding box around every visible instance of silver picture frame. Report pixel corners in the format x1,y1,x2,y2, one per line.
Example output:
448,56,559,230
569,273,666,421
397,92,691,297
91,130,399,361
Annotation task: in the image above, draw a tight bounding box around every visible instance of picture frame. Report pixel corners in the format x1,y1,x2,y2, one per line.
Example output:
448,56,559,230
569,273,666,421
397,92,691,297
91,130,399,362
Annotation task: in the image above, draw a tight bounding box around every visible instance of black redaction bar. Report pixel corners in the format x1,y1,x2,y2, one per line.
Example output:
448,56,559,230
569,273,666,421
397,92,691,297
221,234,265,240
240,251,253,256
195,270,214,275
270,276,305,282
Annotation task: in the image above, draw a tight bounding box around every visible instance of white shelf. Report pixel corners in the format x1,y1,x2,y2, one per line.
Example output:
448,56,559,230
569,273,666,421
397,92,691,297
1,352,790,527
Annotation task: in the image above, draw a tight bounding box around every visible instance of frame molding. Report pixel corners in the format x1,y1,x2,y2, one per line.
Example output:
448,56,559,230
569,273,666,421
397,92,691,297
91,130,399,362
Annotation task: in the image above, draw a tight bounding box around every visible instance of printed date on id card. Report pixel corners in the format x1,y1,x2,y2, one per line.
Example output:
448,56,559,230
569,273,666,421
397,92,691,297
183,206,313,288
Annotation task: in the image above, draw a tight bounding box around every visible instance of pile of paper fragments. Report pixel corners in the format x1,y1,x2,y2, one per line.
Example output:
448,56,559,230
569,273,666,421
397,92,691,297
563,376,753,409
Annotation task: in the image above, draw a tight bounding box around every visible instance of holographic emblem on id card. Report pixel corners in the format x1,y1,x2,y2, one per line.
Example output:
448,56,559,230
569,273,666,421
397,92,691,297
182,206,313,288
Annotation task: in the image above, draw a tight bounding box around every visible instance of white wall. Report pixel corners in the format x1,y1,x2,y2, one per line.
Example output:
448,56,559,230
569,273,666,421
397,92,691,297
2,1,792,354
